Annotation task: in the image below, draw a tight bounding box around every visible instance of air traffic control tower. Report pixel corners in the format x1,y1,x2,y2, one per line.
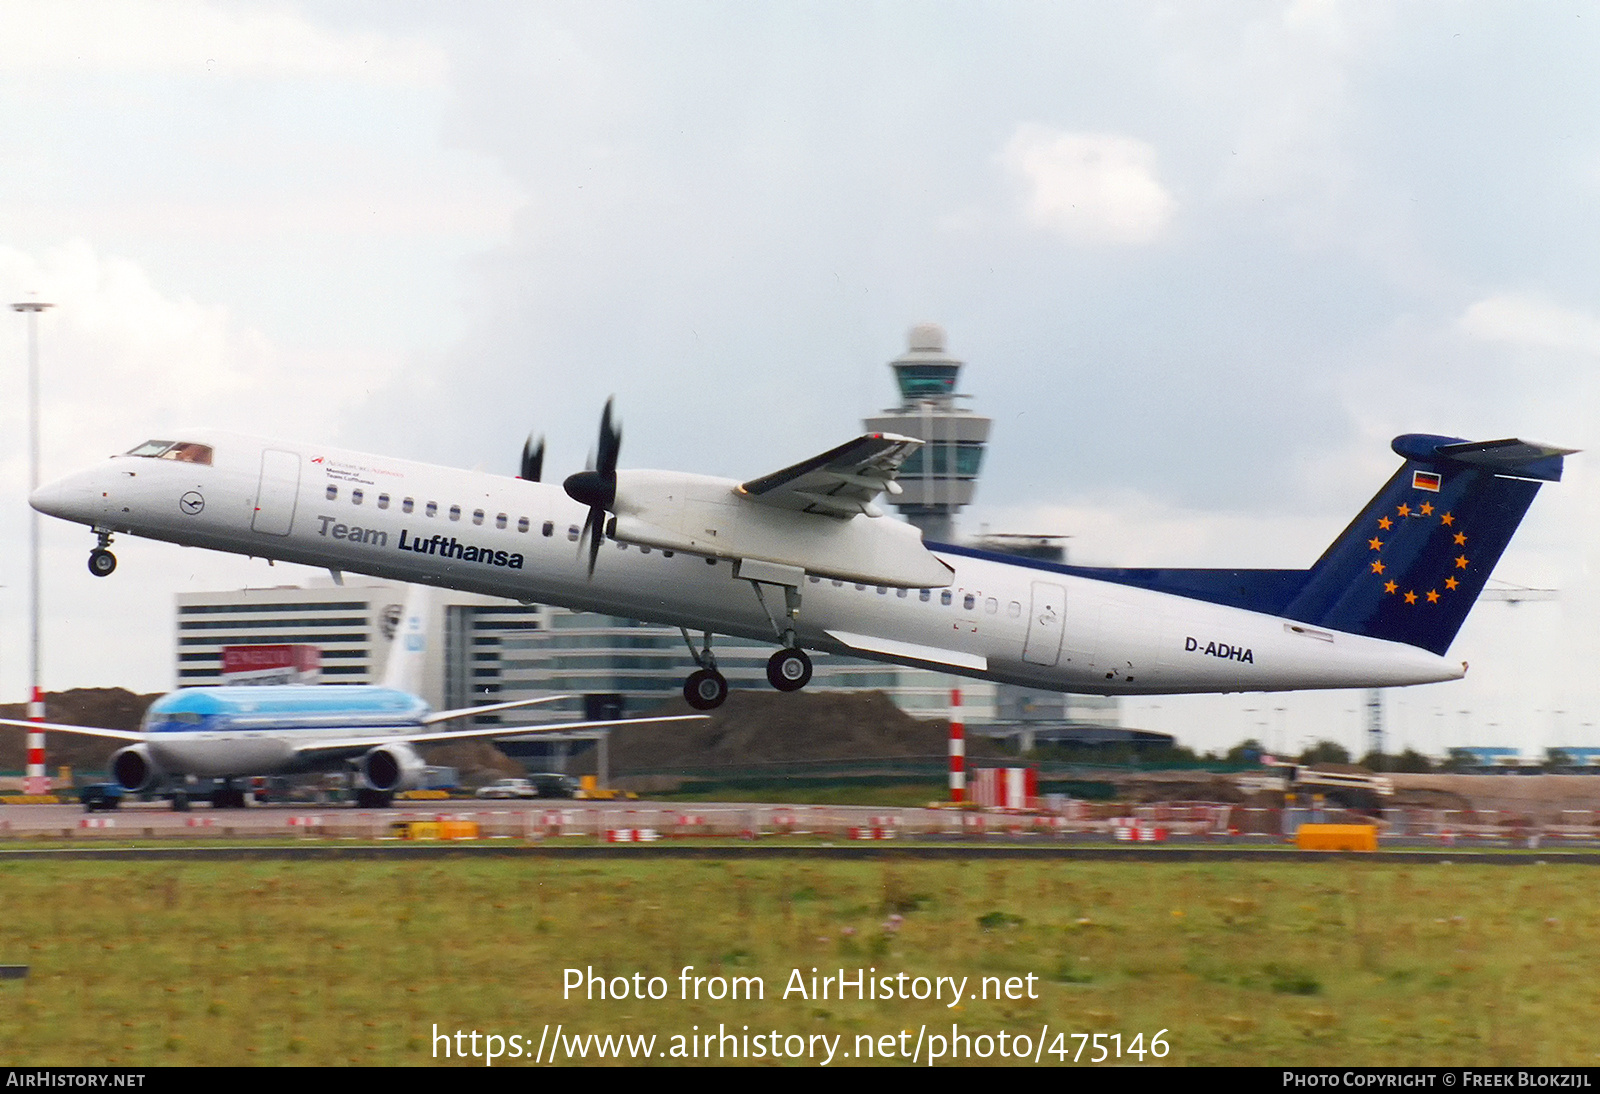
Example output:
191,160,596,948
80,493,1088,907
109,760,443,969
863,323,992,544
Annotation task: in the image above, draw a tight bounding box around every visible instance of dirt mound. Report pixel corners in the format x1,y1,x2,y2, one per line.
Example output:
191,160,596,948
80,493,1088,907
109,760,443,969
596,689,1002,774
1388,773,1600,825
0,688,160,775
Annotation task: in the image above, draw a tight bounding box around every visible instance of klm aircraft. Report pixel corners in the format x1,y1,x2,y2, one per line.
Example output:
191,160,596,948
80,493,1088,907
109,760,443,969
0,585,700,808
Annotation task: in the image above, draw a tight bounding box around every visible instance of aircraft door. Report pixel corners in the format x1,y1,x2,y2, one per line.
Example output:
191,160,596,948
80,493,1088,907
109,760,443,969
1022,581,1066,666
252,449,301,536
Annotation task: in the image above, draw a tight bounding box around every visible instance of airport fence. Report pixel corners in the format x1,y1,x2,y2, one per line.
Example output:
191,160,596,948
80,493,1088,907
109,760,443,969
7,799,1600,847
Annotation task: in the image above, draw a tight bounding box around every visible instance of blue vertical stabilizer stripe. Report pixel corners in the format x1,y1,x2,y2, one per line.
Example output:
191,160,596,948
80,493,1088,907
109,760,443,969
1284,461,1542,655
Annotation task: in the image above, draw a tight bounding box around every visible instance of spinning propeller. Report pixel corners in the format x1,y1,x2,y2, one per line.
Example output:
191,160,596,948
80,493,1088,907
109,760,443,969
562,398,622,577
519,434,545,482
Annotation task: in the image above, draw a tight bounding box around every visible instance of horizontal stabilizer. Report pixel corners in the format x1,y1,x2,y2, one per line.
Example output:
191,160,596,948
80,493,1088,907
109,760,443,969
1394,434,1574,482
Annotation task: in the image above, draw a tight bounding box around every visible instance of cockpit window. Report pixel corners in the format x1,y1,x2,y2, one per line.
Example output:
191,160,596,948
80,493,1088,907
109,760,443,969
125,440,213,465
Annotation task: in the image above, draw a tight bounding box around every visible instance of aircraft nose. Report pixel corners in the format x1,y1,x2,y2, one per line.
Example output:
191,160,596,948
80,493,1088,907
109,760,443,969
30,471,103,522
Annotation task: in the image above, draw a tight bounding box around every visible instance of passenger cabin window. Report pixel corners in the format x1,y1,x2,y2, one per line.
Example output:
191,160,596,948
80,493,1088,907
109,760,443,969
352,489,364,505
377,494,390,510
425,502,438,518
540,521,552,537
940,591,953,606
963,594,976,610
402,498,414,514
1008,601,1021,618
495,513,507,530
473,509,485,526
919,589,931,602
567,524,580,542
449,505,461,521
325,485,338,501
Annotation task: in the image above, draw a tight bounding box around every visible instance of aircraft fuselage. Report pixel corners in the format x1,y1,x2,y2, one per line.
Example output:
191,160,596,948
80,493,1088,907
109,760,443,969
33,430,1464,696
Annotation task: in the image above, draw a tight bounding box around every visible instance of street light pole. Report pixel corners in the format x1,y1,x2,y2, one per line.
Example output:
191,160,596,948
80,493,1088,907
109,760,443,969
12,300,52,796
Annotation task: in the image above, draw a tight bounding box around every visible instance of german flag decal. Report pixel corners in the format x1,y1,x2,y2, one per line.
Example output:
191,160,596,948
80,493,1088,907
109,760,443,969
1412,470,1442,492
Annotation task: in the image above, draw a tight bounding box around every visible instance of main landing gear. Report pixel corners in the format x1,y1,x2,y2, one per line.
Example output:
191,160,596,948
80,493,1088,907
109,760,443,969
675,562,817,710
766,647,812,692
88,529,117,577
680,629,729,711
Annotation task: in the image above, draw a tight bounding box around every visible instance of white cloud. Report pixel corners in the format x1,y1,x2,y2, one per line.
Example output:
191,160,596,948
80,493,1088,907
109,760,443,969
0,0,447,85
1002,124,1176,246
1458,293,1600,357
0,240,398,480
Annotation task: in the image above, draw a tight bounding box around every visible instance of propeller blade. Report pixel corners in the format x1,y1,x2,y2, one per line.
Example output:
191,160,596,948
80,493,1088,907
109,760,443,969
520,435,545,482
561,399,621,580
596,397,621,477
586,509,604,576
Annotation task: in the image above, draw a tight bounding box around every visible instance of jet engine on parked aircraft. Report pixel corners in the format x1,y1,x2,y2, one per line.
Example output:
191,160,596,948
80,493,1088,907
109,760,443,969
358,741,427,794
110,743,162,792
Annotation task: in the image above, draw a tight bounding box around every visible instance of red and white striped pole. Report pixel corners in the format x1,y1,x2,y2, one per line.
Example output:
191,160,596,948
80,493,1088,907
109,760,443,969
948,686,965,803
24,686,47,795
15,299,52,797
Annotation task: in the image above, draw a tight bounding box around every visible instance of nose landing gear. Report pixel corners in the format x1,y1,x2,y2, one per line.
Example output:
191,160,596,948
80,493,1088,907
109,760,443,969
88,530,117,577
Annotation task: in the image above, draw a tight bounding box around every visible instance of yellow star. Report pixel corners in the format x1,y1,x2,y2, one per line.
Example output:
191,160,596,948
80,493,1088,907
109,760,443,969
1377,516,1393,530
1384,580,1398,594
1426,589,1440,603
1404,590,1417,605
1371,560,1385,574
1420,502,1434,516
1440,512,1454,526
1445,576,1459,591
1453,532,1467,545
1455,555,1469,570
1397,504,1411,517
1368,537,1383,551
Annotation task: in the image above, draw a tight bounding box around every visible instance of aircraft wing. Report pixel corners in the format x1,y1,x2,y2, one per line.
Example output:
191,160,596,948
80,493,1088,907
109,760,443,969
737,433,921,518
0,718,146,742
419,694,573,725
289,714,707,756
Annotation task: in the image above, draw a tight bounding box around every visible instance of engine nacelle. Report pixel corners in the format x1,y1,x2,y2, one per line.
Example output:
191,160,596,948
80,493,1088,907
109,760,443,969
610,470,953,588
109,744,162,792
358,741,426,793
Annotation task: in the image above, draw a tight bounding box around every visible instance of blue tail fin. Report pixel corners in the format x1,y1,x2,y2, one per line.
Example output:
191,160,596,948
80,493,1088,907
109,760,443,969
996,434,1573,657
1283,435,1571,654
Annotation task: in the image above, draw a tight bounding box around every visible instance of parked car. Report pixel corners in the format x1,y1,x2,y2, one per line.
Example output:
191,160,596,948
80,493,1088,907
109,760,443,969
79,784,124,812
474,775,582,800
474,778,539,800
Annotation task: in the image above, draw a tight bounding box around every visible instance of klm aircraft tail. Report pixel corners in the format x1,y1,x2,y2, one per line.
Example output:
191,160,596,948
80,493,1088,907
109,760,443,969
1283,435,1572,655
380,583,431,693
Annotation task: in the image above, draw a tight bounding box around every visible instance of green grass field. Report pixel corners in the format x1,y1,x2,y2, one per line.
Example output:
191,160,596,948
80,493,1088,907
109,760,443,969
1,856,1596,1067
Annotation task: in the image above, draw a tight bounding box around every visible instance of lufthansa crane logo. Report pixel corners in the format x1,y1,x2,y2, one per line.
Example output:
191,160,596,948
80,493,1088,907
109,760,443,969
179,491,205,516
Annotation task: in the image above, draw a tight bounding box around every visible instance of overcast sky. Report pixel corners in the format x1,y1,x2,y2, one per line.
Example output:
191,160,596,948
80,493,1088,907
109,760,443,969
0,1,1594,756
